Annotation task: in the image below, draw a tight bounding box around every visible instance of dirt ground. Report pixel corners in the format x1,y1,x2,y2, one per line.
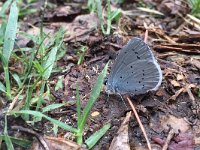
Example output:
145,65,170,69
0,0,200,150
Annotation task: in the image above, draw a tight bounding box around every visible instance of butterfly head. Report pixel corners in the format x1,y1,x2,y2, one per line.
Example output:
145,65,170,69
104,78,119,94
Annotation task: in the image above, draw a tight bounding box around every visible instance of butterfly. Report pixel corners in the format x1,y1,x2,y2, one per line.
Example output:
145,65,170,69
106,37,162,95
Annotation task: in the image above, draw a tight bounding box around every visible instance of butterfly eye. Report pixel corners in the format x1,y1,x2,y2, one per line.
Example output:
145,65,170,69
104,78,108,85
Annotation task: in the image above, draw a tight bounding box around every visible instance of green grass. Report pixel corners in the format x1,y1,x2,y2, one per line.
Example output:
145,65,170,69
1,0,18,99
77,45,88,65
0,1,111,149
188,0,200,18
0,135,31,149
88,0,121,35
11,63,110,149
198,88,200,97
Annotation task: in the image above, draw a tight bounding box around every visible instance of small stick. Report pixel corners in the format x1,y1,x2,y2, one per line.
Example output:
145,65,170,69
185,84,199,115
126,96,152,150
8,89,23,112
144,22,148,43
185,84,196,106
11,126,50,150
162,129,175,150
157,53,177,59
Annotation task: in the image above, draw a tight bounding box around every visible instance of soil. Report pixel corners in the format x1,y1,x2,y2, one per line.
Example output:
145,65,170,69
0,0,200,150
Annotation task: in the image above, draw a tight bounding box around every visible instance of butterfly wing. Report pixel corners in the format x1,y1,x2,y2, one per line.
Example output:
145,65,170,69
106,37,162,94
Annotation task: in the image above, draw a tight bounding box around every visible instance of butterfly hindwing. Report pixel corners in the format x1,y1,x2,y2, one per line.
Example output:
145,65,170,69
113,60,162,94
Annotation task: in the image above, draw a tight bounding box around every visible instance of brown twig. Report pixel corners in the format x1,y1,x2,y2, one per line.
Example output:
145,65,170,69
157,53,177,59
144,22,148,43
185,84,196,106
126,96,152,150
162,128,175,150
167,88,184,102
11,126,50,150
154,43,200,54
138,26,176,44
8,89,23,112
185,84,199,115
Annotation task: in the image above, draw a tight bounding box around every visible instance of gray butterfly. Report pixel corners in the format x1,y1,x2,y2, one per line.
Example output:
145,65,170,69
106,37,162,95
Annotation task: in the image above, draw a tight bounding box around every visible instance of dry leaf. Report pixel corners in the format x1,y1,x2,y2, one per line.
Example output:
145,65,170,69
177,74,184,81
64,13,98,42
152,132,195,150
109,111,131,150
160,115,190,133
170,80,180,87
155,87,165,96
167,88,184,101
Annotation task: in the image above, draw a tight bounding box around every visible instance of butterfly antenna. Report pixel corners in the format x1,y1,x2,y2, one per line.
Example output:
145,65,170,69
118,93,128,109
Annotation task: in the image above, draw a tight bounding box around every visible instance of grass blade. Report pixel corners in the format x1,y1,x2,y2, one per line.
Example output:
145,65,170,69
43,29,64,80
0,81,6,93
96,0,106,34
12,73,22,88
0,0,12,17
79,63,109,133
35,82,45,111
2,1,18,99
43,46,59,80
12,110,78,133
2,56,11,98
42,103,66,113
110,9,121,21
0,135,32,148
76,83,82,144
3,0,18,62
4,134,14,150
76,83,81,128
4,115,14,150
106,0,111,35
0,21,6,44
85,123,111,149
55,76,64,91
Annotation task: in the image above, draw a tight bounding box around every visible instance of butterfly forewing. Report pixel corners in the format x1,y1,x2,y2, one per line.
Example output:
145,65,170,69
108,38,154,83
